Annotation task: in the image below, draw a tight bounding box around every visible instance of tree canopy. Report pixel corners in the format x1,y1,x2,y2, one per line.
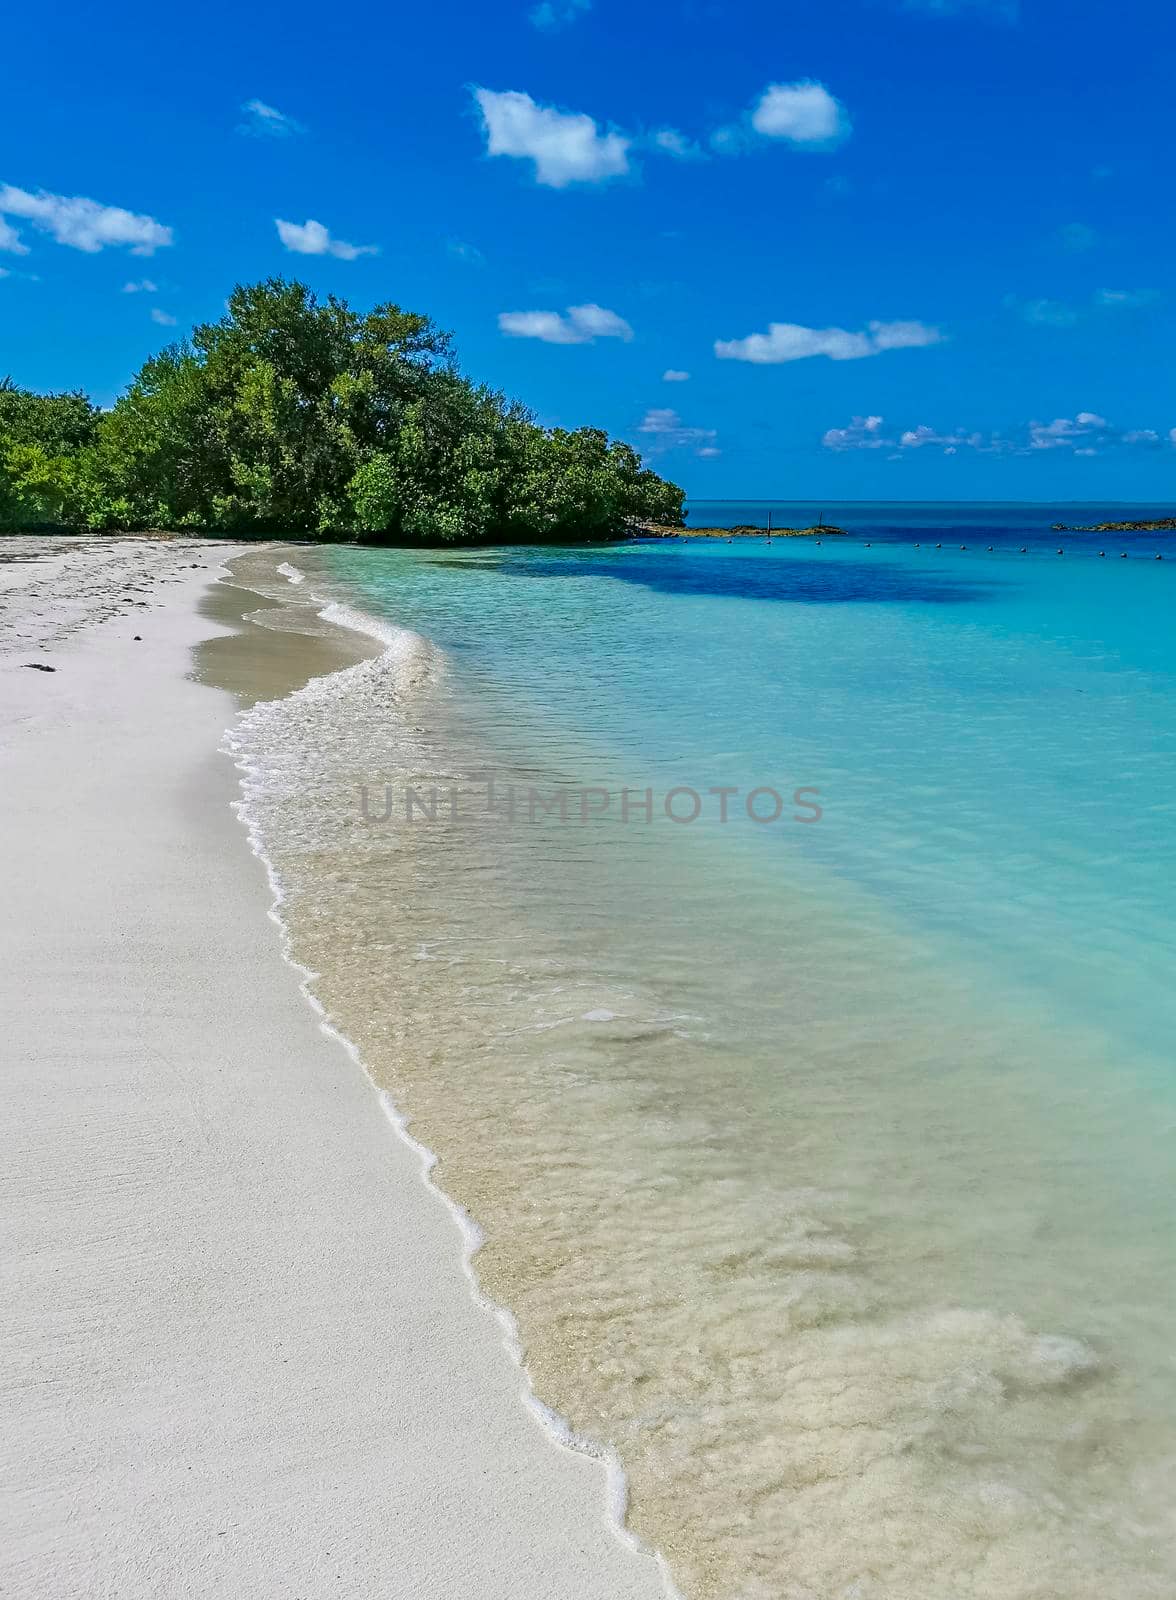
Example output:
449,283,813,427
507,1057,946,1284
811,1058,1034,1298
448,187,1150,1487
0,280,684,541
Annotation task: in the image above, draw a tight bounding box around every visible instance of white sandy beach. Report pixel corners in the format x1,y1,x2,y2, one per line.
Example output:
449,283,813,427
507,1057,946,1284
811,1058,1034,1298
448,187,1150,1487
0,538,669,1600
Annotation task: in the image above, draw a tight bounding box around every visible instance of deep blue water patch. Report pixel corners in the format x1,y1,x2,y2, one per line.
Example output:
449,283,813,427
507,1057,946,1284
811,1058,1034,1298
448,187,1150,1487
435,548,1002,607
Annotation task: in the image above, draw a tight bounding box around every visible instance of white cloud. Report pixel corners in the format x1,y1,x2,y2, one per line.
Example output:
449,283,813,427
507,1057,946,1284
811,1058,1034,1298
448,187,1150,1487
275,217,377,260
529,0,590,29
123,278,158,293
566,303,632,339
0,184,172,255
0,266,9,279
822,415,890,450
239,99,304,138
473,88,629,187
713,80,850,154
150,308,177,326
822,410,1172,457
750,82,850,146
448,240,484,264
652,128,703,159
662,369,690,382
637,407,719,456
1027,412,1107,450
899,424,985,450
1096,287,1158,308
869,320,943,351
499,303,633,344
716,318,941,364
0,215,29,255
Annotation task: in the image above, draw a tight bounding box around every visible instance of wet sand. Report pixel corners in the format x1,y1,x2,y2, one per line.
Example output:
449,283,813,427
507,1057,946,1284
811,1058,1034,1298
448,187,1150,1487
0,536,670,1600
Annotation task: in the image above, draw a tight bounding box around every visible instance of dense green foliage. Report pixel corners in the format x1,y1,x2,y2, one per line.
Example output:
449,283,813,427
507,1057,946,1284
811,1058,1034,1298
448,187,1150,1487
0,281,683,541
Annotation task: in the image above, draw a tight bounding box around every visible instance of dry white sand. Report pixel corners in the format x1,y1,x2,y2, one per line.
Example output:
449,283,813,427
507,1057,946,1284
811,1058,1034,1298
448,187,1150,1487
0,538,670,1600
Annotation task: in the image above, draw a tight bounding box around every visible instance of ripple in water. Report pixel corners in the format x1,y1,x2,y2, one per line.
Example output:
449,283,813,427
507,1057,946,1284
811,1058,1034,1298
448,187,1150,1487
223,542,1176,1598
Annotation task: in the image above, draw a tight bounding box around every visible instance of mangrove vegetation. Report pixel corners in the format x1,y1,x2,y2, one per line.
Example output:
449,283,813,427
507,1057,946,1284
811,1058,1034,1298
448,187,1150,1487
0,279,684,542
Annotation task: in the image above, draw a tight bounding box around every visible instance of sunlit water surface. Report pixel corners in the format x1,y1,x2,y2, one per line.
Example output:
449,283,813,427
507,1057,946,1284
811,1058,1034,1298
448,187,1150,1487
226,516,1176,1599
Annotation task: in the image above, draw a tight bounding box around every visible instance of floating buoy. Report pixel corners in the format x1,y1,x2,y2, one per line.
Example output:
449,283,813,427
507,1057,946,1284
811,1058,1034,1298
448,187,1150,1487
1120,552,1128,558
986,545,993,552
1019,547,1027,553
936,542,942,549
1156,553,1163,561
1098,551,1105,557
960,544,967,550
914,542,920,548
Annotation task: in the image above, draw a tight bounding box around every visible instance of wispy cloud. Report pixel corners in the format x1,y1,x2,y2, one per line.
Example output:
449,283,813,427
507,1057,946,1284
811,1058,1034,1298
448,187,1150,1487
473,88,629,187
637,407,719,457
713,80,850,154
1007,287,1160,327
529,0,590,29
150,308,177,326
716,318,941,364
900,0,1019,20
1027,413,1115,451
651,128,703,159
0,184,172,255
448,240,484,264
1058,221,1096,253
821,415,892,450
1095,287,1159,308
823,410,1174,457
122,278,158,293
239,99,304,138
499,303,633,344
275,217,377,260
1019,297,1080,327
662,369,690,382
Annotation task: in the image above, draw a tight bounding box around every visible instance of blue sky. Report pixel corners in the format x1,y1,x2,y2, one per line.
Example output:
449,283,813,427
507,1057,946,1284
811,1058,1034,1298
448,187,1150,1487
2,0,1173,500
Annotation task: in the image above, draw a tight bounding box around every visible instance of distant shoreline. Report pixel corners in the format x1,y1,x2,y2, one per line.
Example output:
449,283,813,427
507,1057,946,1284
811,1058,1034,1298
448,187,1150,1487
1051,518,1176,533
636,522,848,540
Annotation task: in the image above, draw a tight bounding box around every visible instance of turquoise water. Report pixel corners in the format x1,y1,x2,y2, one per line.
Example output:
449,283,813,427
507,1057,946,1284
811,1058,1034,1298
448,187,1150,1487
327,530,1176,1055
231,524,1176,1598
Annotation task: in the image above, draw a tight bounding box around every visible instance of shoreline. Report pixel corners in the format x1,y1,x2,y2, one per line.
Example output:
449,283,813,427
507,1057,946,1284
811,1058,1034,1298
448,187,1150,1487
215,548,683,1596
0,537,672,1600
636,522,848,538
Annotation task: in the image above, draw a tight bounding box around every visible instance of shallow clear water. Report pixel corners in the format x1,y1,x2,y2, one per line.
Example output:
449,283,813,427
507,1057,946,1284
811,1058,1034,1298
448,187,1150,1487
227,518,1176,1598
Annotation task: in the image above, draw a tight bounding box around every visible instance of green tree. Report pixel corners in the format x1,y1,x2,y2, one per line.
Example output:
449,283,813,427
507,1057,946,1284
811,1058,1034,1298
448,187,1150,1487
0,387,101,529
0,386,99,456
3,279,684,541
